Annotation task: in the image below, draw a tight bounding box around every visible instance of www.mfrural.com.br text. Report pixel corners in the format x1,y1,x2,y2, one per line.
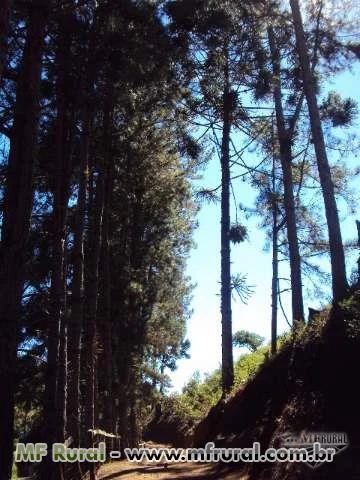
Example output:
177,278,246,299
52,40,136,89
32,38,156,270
14,441,338,468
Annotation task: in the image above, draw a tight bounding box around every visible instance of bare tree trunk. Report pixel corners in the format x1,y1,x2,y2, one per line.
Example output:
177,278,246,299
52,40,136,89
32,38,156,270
271,207,279,355
101,162,114,439
270,141,279,356
129,367,141,448
0,0,11,82
68,112,89,448
84,171,105,480
67,5,99,451
220,43,234,394
268,26,304,323
83,111,107,475
289,0,348,301
0,3,47,477
42,12,74,479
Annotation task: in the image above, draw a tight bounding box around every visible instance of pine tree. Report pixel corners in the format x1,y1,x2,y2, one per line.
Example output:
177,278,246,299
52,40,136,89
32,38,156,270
0,2,48,476
289,0,348,301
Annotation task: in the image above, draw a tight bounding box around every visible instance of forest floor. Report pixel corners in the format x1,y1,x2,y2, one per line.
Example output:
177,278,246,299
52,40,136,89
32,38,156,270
98,459,248,480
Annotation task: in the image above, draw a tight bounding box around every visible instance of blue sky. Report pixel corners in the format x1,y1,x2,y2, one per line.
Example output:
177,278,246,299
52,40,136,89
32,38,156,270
169,65,360,392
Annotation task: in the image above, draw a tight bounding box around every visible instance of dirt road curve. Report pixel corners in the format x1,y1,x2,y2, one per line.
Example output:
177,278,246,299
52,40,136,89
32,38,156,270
98,460,248,480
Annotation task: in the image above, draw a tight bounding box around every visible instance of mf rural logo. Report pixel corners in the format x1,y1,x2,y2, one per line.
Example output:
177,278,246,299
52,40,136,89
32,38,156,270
280,431,349,469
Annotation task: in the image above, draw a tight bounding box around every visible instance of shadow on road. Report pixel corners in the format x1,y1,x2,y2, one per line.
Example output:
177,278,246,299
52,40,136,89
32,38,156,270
99,462,223,480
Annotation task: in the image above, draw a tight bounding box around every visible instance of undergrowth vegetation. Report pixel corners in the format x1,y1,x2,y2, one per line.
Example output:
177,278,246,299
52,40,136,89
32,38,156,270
149,293,360,445
160,344,273,424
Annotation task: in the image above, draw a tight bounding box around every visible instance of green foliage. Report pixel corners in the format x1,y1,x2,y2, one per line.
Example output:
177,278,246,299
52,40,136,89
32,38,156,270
229,223,248,244
233,347,269,388
231,274,255,304
233,330,265,352
341,291,360,341
167,343,270,422
321,91,358,127
163,297,360,429
166,371,222,421
281,310,329,350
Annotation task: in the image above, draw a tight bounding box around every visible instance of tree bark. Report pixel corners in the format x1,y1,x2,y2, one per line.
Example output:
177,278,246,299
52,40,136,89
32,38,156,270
220,43,234,394
101,161,114,440
42,12,74,479
271,143,279,356
289,0,348,301
268,26,304,323
68,112,89,448
271,209,279,355
84,168,105,480
67,4,98,451
83,104,109,473
0,2,47,477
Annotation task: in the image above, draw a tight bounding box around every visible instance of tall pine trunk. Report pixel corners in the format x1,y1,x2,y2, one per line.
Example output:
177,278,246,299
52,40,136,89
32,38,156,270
101,162,114,440
67,3,98,449
220,43,234,394
0,3,47,477
268,26,304,323
68,112,89,448
84,169,104,480
289,0,348,301
271,148,279,356
42,13,74,479
83,105,109,475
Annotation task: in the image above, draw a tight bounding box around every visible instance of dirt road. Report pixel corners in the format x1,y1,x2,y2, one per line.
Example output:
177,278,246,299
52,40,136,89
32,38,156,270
98,459,248,480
